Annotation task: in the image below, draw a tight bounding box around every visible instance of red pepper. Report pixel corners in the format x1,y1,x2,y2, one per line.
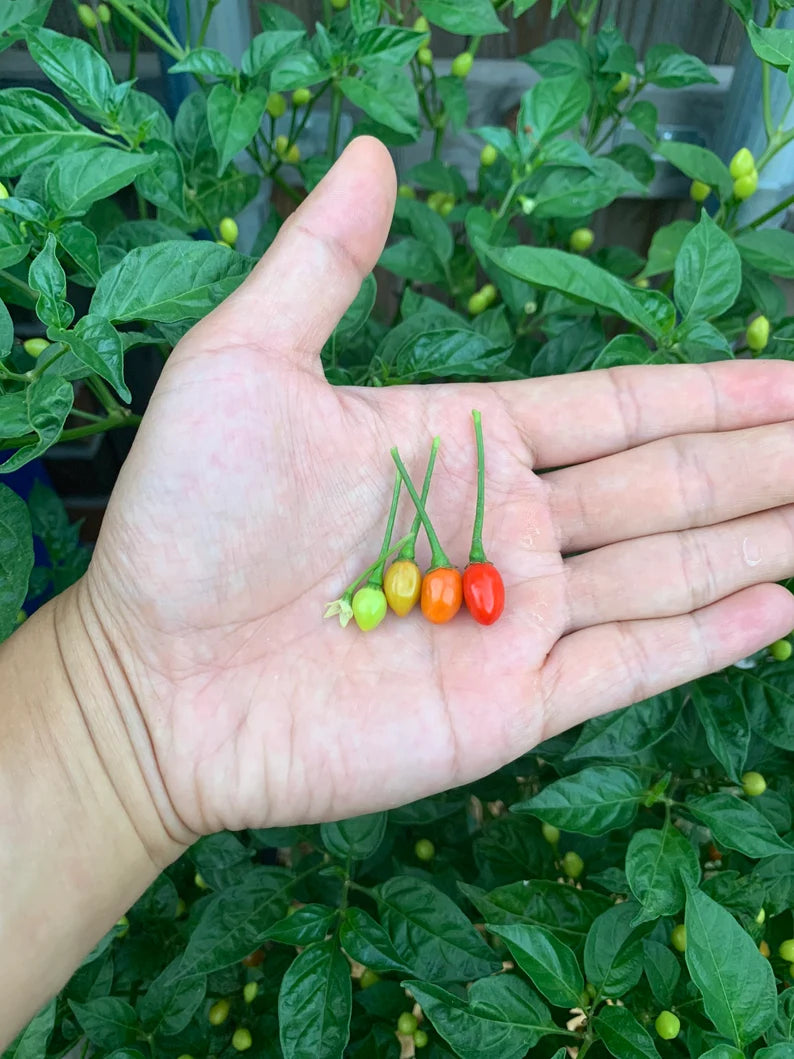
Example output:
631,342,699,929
463,409,505,625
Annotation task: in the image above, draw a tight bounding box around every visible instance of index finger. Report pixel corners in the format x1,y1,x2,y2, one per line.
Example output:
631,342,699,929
497,360,794,470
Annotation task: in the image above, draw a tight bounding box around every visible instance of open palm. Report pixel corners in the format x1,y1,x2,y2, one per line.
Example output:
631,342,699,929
84,138,794,842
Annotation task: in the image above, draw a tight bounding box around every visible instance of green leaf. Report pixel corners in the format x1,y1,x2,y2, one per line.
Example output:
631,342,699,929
278,940,352,1059
566,693,681,760
0,214,29,270
404,977,554,1059
524,38,591,78
207,83,268,174
674,211,741,320
351,0,380,32
460,880,609,947
139,976,206,1037
269,50,327,91
2,999,57,1059
170,47,238,79
530,317,603,376
51,316,129,402
674,317,734,362
46,146,155,218
519,74,590,146
691,678,750,782
393,327,510,382
655,141,733,201
436,74,469,131
415,0,506,35
735,228,794,278
355,26,424,68
756,1047,794,1059
641,219,694,279
376,876,501,984
642,939,680,1008
627,100,658,139
320,813,388,861
135,140,187,218
407,159,468,199
488,246,675,338
57,222,100,283
737,666,794,751
486,923,583,1008
511,765,645,835
0,296,12,354
584,901,647,997
339,907,412,974
685,886,777,1044
747,21,794,69
768,989,794,1044
645,44,718,88
395,197,454,263
699,1049,745,1059
532,157,645,219
27,27,128,123
264,904,338,946
105,220,190,253
177,867,293,976
0,87,108,175
625,824,700,920
240,30,305,79
339,69,419,137
334,273,376,343
259,3,305,30
91,240,253,323
28,235,72,330
0,0,51,53
723,0,752,20
379,239,444,284
688,793,793,858
69,998,138,1051
594,1005,661,1059
0,377,73,473
0,484,33,641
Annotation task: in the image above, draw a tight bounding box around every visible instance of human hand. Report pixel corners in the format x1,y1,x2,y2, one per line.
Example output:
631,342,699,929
70,137,794,849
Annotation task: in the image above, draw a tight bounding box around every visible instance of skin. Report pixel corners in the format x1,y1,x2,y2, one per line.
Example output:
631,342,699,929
5,137,794,1041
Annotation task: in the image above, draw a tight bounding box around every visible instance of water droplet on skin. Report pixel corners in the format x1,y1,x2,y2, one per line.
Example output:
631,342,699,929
742,537,762,567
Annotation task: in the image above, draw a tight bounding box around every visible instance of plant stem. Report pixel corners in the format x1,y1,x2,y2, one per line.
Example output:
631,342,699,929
762,62,775,139
495,178,522,220
87,376,121,413
0,269,35,300
468,409,489,564
399,436,440,561
341,533,413,598
185,0,192,45
327,82,342,158
744,189,794,230
432,121,446,160
391,446,452,571
128,25,139,79
755,126,794,173
369,470,403,586
104,0,185,59
196,0,219,47
7,412,142,449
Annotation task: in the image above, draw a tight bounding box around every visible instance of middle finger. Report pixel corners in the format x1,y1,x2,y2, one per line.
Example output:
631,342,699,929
547,421,794,554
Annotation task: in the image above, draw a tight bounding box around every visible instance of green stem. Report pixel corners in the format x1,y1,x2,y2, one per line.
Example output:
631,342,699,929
322,0,332,24
495,179,521,220
391,446,453,571
196,0,219,47
432,120,446,161
31,343,66,377
0,269,35,300
369,470,403,586
87,375,121,413
6,412,142,449
399,436,439,561
185,0,192,45
341,533,413,599
104,0,185,59
128,25,139,79
755,126,794,173
327,82,342,158
762,62,774,139
744,189,794,230
468,409,488,564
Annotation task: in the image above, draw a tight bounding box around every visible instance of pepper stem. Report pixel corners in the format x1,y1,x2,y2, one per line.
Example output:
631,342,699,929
399,436,440,561
369,469,402,586
342,533,412,600
469,409,488,565
391,446,453,572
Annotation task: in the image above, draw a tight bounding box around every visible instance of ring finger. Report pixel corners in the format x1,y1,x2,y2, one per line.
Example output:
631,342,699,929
564,504,794,633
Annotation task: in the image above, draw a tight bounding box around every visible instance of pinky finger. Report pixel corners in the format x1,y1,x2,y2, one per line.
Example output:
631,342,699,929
539,583,794,740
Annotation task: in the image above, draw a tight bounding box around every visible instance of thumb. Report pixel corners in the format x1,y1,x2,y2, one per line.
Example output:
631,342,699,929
196,136,396,372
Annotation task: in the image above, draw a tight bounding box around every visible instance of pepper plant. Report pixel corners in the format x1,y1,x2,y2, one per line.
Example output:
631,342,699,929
3,0,794,1056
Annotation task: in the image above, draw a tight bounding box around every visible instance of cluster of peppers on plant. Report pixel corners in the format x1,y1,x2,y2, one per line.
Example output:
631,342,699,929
325,410,505,630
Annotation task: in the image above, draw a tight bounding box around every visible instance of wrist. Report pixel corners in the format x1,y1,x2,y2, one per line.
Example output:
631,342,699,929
0,581,190,1044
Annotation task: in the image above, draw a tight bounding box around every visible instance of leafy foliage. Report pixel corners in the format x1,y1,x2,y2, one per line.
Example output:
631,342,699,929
2,2,794,1058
